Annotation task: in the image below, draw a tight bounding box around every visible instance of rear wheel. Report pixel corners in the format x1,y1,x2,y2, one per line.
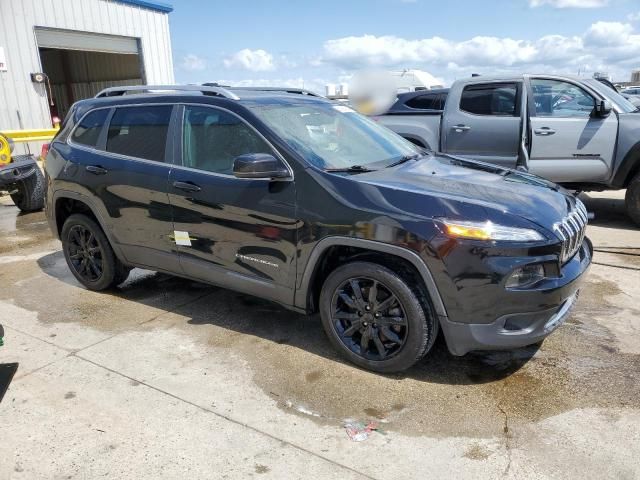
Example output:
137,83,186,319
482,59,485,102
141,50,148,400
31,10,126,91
61,213,130,290
10,167,45,212
626,173,640,226
319,261,437,373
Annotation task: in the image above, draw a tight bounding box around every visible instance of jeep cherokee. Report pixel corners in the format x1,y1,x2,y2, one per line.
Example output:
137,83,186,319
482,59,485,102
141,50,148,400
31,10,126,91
44,85,592,373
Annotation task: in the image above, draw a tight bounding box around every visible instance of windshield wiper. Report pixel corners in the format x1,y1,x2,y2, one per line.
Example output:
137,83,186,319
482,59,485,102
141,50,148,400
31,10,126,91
386,153,421,168
325,165,376,173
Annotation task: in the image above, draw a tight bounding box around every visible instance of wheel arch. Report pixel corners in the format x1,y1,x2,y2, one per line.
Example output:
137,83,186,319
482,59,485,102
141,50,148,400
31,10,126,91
52,190,128,263
612,141,640,188
295,237,447,318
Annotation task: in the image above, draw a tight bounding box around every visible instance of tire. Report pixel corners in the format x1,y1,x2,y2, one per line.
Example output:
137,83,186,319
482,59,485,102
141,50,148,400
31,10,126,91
625,173,640,226
10,166,45,212
319,261,438,373
61,213,130,291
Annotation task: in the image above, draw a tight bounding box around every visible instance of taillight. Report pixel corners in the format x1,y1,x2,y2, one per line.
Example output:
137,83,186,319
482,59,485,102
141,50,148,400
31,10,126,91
40,143,50,161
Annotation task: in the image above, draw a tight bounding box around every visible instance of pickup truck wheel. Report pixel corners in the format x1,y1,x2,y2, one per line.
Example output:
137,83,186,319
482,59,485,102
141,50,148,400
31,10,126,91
61,214,130,291
626,174,640,226
10,167,45,212
319,261,437,373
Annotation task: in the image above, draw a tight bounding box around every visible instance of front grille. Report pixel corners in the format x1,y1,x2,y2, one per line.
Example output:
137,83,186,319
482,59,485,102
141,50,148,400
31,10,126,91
553,198,588,263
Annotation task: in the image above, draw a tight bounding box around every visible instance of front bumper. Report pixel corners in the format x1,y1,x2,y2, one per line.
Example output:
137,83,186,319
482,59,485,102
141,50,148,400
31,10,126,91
439,237,592,356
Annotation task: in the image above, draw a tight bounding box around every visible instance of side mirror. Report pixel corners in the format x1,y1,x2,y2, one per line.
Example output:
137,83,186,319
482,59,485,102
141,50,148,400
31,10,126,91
596,100,612,118
232,153,291,180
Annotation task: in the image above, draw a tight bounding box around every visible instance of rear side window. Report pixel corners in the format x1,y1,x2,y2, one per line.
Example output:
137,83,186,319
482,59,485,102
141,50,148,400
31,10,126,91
182,105,272,175
106,105,172,161
405,93,443,110
460,83,518,116
71,109,109,148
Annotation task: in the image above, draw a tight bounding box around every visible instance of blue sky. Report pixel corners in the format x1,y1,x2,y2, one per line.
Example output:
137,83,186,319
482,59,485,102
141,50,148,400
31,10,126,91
168,0,640,93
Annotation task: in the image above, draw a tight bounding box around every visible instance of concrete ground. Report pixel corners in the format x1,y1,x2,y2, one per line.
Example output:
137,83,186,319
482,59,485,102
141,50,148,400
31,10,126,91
0,190,638,480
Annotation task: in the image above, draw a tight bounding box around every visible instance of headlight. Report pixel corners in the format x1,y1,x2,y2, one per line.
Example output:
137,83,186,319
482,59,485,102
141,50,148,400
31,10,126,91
440,219,545,242
505,264,545,289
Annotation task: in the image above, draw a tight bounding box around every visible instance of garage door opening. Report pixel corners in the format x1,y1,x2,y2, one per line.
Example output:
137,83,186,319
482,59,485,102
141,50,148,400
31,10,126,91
36,28,145,121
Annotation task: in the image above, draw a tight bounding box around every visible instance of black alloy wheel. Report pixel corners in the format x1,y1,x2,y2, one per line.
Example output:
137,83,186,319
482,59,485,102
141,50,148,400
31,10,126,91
67,224,104,282
319,261,437,373
331,277,408,361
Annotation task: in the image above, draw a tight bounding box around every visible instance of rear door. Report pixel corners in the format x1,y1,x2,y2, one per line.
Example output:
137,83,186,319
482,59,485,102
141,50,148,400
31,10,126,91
168,104,298,304
69,104,179,271
527,77,618,183
442,81,522,168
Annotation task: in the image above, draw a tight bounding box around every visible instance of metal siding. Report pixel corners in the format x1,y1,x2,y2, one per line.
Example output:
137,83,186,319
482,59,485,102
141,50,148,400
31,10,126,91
0,0,173,155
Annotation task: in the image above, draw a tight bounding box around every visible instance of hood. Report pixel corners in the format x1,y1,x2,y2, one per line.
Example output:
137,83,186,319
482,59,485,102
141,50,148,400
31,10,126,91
351,154,573,230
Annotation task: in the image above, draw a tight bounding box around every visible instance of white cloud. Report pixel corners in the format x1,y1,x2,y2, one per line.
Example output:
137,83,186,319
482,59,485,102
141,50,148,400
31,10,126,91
529,0,609,7
181,54,206,72
223,49,276,72
321,22,640,81
628,12,640,22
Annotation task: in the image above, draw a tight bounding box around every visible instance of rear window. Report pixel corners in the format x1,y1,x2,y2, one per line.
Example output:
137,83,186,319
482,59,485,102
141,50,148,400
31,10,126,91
71,109,109,148
460,83,518,116
106,105,172,162
405,93,443,110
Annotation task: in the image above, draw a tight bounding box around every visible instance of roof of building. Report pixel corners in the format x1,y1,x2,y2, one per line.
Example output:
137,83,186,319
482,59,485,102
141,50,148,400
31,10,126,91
114,0,173,13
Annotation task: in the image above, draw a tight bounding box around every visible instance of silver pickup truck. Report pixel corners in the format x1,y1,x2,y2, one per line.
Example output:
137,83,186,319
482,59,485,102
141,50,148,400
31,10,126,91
375,74,640,225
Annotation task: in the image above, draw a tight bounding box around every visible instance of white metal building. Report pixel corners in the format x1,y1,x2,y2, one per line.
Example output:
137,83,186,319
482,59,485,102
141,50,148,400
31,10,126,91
0,0,174,141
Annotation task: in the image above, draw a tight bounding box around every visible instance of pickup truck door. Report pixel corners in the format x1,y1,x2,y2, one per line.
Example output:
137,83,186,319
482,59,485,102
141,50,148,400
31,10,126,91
526,77,618,183
441,81,522,168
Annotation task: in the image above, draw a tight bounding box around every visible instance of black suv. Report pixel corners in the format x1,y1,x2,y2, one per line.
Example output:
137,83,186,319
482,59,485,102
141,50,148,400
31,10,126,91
45,85,592,373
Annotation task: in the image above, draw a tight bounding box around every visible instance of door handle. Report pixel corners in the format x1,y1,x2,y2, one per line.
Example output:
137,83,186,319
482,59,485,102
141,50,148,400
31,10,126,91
85,165,108,175
452,124,471,132
172,180,201,193
534,127,556,136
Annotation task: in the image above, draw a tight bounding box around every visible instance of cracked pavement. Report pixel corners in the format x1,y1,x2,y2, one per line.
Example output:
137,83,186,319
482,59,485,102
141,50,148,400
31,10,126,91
0,190,639,479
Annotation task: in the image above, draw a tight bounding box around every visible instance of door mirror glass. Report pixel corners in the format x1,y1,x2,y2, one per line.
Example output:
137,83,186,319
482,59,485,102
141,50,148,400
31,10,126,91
233,153,290,179
597,100,613,118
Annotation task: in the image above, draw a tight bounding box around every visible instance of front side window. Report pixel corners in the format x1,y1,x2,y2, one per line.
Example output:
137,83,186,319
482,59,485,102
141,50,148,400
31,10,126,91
460,83,518,116
106,105,172,161
531,79,595,117
182,106,273,174
249,102,421,170
72,109,109,148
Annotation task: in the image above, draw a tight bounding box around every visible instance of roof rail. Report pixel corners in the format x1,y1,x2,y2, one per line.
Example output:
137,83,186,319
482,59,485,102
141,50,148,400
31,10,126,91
229,87,323,97
94,84,240,100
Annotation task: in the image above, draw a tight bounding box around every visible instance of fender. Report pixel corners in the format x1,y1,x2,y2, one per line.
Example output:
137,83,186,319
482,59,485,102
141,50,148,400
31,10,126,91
51,189,129,264
611,141,640,188
294,236,448,318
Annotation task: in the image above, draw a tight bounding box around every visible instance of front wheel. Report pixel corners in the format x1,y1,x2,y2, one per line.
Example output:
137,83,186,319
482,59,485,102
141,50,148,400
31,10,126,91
626,173,640,227
319,261,438,373
61,213,130,291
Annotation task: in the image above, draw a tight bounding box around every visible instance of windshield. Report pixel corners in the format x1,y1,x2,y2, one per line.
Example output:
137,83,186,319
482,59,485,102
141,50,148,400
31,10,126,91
249,102,422,170
584,79,639,113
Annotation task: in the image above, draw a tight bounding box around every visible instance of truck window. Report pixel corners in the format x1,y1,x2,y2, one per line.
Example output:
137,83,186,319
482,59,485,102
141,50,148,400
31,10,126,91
405,93,442,110
71,109,109,148
182,106,272,175
106,105,172,162
531,79,595,117
460,84,518,116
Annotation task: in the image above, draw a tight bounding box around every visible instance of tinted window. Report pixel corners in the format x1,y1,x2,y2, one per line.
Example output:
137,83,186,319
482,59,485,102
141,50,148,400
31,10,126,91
405,94,442,110
71,109,109,148
106,106,172,161
531,79,595,117
460,84,518,116
182,106,272,174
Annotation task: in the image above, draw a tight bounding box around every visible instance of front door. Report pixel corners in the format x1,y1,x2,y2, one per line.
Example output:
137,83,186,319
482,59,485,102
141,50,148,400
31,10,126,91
168,104,298,304
442,81,522,168
527,78,618,183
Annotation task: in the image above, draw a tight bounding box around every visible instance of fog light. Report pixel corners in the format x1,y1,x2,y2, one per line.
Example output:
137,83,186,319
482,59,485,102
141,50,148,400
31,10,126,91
506,264,545,289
